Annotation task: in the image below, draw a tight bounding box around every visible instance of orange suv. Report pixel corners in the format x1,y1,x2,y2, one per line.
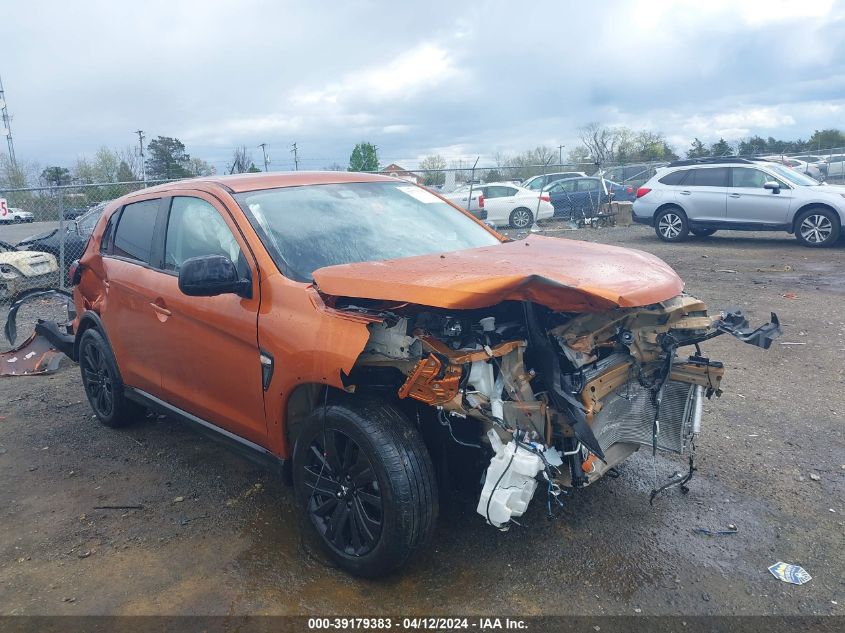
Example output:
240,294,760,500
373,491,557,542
53,172,779,577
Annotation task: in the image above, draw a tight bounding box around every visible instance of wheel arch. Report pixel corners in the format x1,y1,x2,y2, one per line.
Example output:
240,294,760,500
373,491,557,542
74,311,123,381
790,202,842,234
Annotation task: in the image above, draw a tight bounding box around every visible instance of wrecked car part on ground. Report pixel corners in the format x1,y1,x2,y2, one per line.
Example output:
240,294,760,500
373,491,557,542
1,288,75,377
342,292,779,528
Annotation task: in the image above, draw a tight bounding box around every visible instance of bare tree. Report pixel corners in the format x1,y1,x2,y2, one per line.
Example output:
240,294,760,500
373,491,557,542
229,146,257,174
579,123,622,165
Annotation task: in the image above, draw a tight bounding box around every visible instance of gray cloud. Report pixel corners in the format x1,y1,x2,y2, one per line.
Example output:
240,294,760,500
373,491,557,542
3,0,844,173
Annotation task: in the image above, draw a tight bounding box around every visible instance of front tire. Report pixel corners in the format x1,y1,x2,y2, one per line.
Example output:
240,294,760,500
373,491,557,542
794,207,840,247
654,206,689,242
78,329,144,428
292,398,438,578
509,207,533,229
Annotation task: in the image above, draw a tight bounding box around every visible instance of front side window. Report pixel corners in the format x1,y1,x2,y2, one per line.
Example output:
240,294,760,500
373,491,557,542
164,197,241,272
731,168,770,188
112,199,159,263
234,181,500,282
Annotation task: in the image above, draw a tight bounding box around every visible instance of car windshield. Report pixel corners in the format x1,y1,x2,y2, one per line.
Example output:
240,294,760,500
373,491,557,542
234,181,501,282
766,164,820,186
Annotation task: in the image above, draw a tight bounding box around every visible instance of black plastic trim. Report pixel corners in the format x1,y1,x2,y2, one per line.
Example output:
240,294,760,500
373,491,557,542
125,387,284,473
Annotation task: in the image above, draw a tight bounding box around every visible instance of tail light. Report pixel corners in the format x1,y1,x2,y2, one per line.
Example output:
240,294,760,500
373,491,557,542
478,193,485,208
635,187,652,199
626,186,633,194
68,259,82,286
540,194,551,203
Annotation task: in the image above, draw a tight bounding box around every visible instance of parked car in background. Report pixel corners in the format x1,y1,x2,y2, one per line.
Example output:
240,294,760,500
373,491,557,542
761,156,823,181
62,207,88,221
16,201,110,273
824,154,845,180
521,171,587,191
544,177,636,219
0,240,59,301
474,182,554,228
441,186,486,219
599,163,667,188
0,207,35,224
791,155,829,177
633,157,845,247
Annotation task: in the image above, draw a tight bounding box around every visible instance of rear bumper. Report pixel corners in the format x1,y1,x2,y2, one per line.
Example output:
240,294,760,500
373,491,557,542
632,210,653,226
35,320,76,360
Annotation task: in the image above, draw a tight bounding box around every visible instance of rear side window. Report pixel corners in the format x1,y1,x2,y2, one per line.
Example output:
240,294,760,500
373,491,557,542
112,199,159,263
578,179,600,192
690,168,729,187
658,170,688,185
99,213,116,253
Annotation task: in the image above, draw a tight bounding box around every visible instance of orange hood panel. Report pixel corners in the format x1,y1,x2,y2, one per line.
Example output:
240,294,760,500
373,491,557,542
312,235,684,312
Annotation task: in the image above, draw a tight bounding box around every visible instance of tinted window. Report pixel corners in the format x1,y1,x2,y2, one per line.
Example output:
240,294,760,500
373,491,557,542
484,186,513,199
100,214,116,254
164,197,241,272
234,181,500,282
578,179,600,192
690,168,728,187
549,180,577,193
112,199,159,263
658,170,688,185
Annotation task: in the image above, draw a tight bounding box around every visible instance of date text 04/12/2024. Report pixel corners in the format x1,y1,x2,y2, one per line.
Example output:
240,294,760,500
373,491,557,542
307,617,528,630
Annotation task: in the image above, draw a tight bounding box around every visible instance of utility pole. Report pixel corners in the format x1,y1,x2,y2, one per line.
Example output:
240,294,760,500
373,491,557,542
258,143,270,171
0,74,17,167
291,142,299,170
558,144,565,167
135,130,147,187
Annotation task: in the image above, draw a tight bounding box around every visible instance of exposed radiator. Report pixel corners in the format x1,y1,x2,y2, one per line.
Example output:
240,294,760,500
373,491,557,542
590,379,696,454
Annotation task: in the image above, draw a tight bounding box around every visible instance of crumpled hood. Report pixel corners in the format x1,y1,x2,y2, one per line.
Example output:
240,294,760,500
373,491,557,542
312,235,684,312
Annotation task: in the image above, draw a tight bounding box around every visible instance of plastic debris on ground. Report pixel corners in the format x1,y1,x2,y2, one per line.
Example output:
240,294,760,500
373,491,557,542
768,562,812,585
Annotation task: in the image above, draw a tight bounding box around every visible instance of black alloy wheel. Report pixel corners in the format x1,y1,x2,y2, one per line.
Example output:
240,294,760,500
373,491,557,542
302,428,383,557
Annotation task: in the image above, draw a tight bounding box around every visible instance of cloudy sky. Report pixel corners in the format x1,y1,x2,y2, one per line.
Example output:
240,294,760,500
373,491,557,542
4,0,845,173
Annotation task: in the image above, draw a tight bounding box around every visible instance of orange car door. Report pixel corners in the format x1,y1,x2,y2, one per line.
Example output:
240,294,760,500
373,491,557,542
150,194,267,446
99,198,168,395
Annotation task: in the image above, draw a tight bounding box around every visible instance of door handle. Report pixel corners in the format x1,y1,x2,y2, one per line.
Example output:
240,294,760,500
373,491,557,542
149,302,171,317
729,193,741,198
679,190,691,195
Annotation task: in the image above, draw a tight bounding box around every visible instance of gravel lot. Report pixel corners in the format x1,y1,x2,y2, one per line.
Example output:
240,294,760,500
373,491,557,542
1,224,843,616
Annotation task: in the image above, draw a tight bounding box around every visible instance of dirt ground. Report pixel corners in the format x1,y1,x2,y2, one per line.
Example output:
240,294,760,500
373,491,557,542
1,224,843,617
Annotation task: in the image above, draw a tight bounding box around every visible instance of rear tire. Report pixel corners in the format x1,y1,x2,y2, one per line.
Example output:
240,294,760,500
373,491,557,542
654,206,689,242
78,329,144,428
690,228,717,237
509,207,533,229
292,398,438,578
794,207,840,247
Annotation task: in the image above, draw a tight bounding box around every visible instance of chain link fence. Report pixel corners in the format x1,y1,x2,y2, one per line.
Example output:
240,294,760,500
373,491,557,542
0,180,182,352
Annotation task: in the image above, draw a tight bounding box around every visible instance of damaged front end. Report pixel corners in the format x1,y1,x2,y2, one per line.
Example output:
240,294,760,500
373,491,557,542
342,294,780,529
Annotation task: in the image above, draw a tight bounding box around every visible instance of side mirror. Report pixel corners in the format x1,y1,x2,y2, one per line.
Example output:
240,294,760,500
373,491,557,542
178,255,250,298
763,181,781,193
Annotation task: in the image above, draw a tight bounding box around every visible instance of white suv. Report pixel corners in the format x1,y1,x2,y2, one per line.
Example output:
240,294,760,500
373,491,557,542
632,158,845,247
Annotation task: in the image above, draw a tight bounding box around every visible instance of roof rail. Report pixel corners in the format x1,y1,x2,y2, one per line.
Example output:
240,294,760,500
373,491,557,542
667,157,758,167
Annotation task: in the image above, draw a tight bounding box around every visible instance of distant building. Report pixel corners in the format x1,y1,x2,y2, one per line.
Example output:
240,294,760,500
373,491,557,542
381,163,424,185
